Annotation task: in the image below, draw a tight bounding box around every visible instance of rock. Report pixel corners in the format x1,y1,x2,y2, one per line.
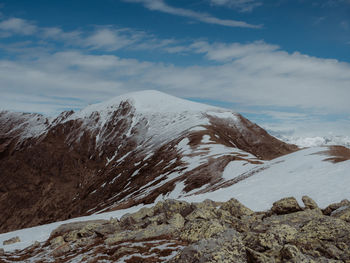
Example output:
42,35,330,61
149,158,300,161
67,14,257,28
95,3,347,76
3,236,20,245
120,206,154,224
323,199,350,216
50,236,66,249
172,229,246,263
244,231,280,252
154,199,193,218
246,247,273,263
168,213,185,229
331,205,350,223
185,207,216,221
119,214,138,230
302,196,318,210
216,208,250,232
105,223,176,245
51,243,71,257
75,237,95,247
220,198,253,218
280,244,310,262
191,199,221,210
271,197,302,215
50,220,108,238
293,215,350,261
142,213,167,228
267,224,298,245
0,248,4,256
32,241,40,248
63,230,80,242
78,222,104,238
180,219,226,242
94,223,116,237
4,196,350,262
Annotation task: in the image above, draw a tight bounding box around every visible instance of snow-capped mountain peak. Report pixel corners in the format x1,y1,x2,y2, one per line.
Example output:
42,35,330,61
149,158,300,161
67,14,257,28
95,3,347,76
0,90,297,234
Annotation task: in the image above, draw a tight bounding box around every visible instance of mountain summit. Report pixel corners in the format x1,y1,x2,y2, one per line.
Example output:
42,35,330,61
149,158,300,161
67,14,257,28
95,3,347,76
0,90,297,233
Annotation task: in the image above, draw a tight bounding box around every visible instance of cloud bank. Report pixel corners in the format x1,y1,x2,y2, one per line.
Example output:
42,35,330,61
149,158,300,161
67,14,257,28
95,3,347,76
0,16,349,138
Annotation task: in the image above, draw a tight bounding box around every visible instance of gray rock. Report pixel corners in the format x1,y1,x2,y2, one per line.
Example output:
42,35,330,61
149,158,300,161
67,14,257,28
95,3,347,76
172,229,246,263
302,196,318,210
51,243,71,257
50,220,108,238
271,197,302,215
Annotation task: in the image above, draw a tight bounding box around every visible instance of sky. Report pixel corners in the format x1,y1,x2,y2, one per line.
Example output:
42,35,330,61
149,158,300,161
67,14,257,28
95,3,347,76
0,0,349,140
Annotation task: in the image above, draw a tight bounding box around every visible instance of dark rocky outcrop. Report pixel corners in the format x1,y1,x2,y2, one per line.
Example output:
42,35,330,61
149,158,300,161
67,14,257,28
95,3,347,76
2,196,350,262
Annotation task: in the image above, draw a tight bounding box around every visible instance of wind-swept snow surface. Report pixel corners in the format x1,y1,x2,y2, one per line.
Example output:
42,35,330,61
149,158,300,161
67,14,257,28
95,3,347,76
181,147,350,210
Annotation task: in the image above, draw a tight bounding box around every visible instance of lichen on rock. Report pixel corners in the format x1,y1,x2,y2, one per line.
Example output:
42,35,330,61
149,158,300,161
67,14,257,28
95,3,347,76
3,197,350,262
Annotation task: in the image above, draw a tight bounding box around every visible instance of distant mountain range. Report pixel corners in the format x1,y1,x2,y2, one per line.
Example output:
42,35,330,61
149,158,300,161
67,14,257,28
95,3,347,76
276,134,350,148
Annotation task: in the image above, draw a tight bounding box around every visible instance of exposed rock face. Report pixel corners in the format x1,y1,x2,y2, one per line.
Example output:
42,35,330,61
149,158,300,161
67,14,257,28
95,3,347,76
331,206,350,223
3,197,350,262
271,197,302,215
173,229,247,263
302,195,319,210
0,92,297,233
323,199,350,215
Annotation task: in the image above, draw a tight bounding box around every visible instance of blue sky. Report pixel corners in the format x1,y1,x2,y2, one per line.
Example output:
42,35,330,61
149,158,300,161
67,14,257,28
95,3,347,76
0,0,349,138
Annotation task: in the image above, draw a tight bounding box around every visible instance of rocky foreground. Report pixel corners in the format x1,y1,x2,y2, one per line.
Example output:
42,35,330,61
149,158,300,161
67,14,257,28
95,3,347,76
2,196,350,263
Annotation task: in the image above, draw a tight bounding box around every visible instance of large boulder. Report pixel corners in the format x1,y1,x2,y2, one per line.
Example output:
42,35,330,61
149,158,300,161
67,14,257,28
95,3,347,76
330,206,350,223
302,196,318,210
172,229,246,263
180,219,226,243
271,197,302,215
50,236,66,249
220,198,253,218
50,243,71,257
105,223,178,245
322,199,350,216
50,220,108,238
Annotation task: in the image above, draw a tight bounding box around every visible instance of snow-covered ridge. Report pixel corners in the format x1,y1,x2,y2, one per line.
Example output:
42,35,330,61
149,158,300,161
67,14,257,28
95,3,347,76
73,90,220,117
0,111,50,139
64,90,242,146
1,90,243,148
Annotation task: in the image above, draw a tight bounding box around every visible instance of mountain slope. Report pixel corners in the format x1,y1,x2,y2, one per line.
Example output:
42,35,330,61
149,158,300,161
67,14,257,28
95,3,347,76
0,90,297,233
1,146,349,253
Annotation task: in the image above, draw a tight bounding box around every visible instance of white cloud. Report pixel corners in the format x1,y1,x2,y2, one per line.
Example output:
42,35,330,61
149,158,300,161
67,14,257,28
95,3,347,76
191,40,279,61
1,40,350,118
210,0,262,12
84,28,140,51
0,17,37,35
0,17,189,54
123,0,261,28
41,27,82,42
0,17,349,138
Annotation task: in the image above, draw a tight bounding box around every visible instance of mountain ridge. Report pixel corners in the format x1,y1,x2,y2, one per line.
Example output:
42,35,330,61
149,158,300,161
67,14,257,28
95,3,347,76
0,90,297,233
